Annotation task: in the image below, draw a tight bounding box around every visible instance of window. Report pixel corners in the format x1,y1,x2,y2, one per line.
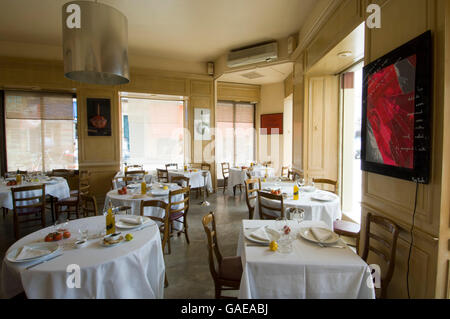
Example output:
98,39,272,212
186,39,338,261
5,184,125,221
216,101,255,176
4,91,78,172
120,95,185,171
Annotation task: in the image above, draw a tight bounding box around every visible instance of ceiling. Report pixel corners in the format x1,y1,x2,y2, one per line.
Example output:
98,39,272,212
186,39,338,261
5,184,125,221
0,0,317,63
218,62,293,85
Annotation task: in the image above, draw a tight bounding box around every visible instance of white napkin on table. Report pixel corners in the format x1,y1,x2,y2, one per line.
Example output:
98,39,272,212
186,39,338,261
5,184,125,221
15,246,50,261
120,216,143,225
250,226,276,242
310,227,332,242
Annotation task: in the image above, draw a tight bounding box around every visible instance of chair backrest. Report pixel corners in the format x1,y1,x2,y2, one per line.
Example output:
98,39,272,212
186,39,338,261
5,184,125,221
263,161,272,167
168,186,190,217
281,166,289,177
111,176,133,189
245,178,261,219
16,170,28,175
80,194,98,217
246,171,252,179
221,162,230,179
313,178,338,194
202,212,222,283
170,175,190,188
125,170,146,183
165,163,178,170
157,168,169,183
257,190,284,219
126,164,143,171
189,163,202,169
11,184,46,213
288,169,303,181
201,163,211,171
79,170,90,197
140,199,169,224
361,212,400,299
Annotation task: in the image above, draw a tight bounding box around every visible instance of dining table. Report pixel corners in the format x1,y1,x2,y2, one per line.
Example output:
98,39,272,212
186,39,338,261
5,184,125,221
1,215,165,299
228,166,275,195
258,179,341,229
104,182,184,230
0,176,71,210
237,219,375,299
167,169,213,193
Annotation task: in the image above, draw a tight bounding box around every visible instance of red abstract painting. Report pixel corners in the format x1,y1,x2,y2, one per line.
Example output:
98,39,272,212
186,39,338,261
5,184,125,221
366,55,417,169
260,113,283,135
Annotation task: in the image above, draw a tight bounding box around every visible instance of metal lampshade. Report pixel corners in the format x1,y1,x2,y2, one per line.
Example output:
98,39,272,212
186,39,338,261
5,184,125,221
62,1,130,85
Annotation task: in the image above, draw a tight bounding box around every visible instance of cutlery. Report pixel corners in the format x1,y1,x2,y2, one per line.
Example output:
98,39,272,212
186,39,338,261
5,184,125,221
26,253,63,270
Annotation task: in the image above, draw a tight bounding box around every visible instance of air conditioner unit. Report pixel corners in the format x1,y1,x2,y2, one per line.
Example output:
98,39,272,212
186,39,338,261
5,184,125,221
227,42,278,68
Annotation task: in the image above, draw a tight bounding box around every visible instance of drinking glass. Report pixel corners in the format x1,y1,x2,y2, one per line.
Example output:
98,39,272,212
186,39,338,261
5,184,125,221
277,234,293,254
291,208,305,225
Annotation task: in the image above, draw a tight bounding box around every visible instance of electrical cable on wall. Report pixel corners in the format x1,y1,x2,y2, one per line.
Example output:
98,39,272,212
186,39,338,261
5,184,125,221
406,181,419,299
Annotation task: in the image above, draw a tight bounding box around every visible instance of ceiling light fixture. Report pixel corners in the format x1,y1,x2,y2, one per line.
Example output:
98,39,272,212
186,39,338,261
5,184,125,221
337,51,353,58
62,1,130,85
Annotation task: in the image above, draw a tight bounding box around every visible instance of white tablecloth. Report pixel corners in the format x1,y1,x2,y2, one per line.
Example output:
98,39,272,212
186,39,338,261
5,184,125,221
113,171,153,189
257,180,341,229
237,219,375,299
105,183,184,231
0,177,71,210
228,166,275,193
167,170,213,192
1,216,165,299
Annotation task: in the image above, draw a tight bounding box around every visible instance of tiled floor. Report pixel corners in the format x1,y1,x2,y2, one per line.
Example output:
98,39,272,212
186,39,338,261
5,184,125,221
0,188,249,299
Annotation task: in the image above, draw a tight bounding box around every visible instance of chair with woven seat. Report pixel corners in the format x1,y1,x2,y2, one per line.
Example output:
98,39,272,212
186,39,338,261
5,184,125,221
202,212,242,299
11,184,46,239
257,191,285,220
245,178,261,219
170,175,190,188
55,171,90,220
80,194,99,217
157,168,169,183
165,163,178,171
313,178,338,194
221,162,230,194
334,219,361,253
361,212,400,299
167,186,190,253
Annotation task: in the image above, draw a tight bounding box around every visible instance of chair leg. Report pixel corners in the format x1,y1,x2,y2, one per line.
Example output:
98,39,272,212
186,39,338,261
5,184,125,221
215,285,222,299
233,186,236,196
164,273,169,288
184,218,190,244
2,208,7,218
13,211,19,240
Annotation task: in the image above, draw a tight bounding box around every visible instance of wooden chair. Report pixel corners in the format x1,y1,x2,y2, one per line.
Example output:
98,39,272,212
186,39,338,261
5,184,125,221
257,190,284,220
157,168,169,183
201,163,211,171
111,176,133,189
165,163,178,170
361,212,400,299
281,166,289,178
313,178,338,194
167,186,190,253
11,184,46,239
221,162,230,194
334,219,361,253
55,171,90,220
125,170,146,183
263,161,272,167
125,164,143,171
170,175,190,188
288,169,303,181
202,212,242,299
80,194,99,217
245,178,261,219
189,163,202,169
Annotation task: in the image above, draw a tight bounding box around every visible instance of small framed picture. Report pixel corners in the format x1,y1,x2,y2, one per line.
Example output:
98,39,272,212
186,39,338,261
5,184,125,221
87,98,111,136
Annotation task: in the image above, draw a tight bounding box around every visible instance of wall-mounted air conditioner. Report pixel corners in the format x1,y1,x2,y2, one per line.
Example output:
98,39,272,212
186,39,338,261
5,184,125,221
227,42,278,68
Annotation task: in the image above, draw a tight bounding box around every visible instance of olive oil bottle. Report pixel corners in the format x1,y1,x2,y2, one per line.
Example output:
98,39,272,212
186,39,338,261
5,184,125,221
293,184,299,200
105,202,115,235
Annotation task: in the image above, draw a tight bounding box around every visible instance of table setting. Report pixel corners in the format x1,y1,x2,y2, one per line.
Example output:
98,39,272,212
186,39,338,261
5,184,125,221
1,215,165,299
237,219,375,299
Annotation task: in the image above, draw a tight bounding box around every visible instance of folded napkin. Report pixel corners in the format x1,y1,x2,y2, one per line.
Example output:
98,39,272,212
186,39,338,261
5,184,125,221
250,226,276,242
310,227,332,242
15,245,50,261
120,216,143,225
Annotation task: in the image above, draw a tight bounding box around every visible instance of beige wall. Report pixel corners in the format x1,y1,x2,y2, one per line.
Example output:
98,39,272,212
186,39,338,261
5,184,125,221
293,0,449,298
0,56,215,203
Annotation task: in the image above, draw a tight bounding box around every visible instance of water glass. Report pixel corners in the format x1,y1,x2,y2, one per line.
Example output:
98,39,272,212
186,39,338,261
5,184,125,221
277,234,293,254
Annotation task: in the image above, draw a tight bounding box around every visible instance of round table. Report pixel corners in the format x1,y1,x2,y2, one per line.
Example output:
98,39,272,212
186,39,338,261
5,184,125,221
258,180,341,229
0,177,71,210
228,166,275,195
1,216,165,299
105,183,184,230
168,169,213,192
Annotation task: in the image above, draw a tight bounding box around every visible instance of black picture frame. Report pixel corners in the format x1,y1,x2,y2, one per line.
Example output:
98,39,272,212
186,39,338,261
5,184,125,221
361,30,432,184
86,98,111,136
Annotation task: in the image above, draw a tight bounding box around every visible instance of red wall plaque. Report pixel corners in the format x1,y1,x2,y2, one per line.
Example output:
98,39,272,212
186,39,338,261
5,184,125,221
260,113,283,135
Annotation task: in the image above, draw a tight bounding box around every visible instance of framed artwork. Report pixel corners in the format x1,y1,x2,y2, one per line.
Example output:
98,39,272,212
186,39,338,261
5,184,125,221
261,113,283,135
87,98,111,136
361,30,432,184
194,108,211,141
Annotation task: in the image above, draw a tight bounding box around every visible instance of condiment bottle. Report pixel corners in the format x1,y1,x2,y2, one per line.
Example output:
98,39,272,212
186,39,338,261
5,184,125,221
293,184,299,200
105,202,115,235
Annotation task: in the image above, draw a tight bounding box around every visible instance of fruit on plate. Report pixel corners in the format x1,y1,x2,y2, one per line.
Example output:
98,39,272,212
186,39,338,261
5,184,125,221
45,233,54,242
283,225,291,235
270,189,281,196
125,233,133,241
269,241,278,252
6,180,17,186
63,231,71,239
45,232,64,242
118,186,127,195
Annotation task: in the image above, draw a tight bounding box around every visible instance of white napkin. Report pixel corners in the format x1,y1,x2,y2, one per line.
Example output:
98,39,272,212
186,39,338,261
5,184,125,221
310,227,332,242
120,216,143,225
15,246,50,261
250,226,276,242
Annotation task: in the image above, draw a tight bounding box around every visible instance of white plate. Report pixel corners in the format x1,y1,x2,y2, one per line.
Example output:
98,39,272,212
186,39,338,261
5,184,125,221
6,242,60,263
298,227,339,245
244,227,281,245
311,192,336,202
116,216,151,229
100,236,125,248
